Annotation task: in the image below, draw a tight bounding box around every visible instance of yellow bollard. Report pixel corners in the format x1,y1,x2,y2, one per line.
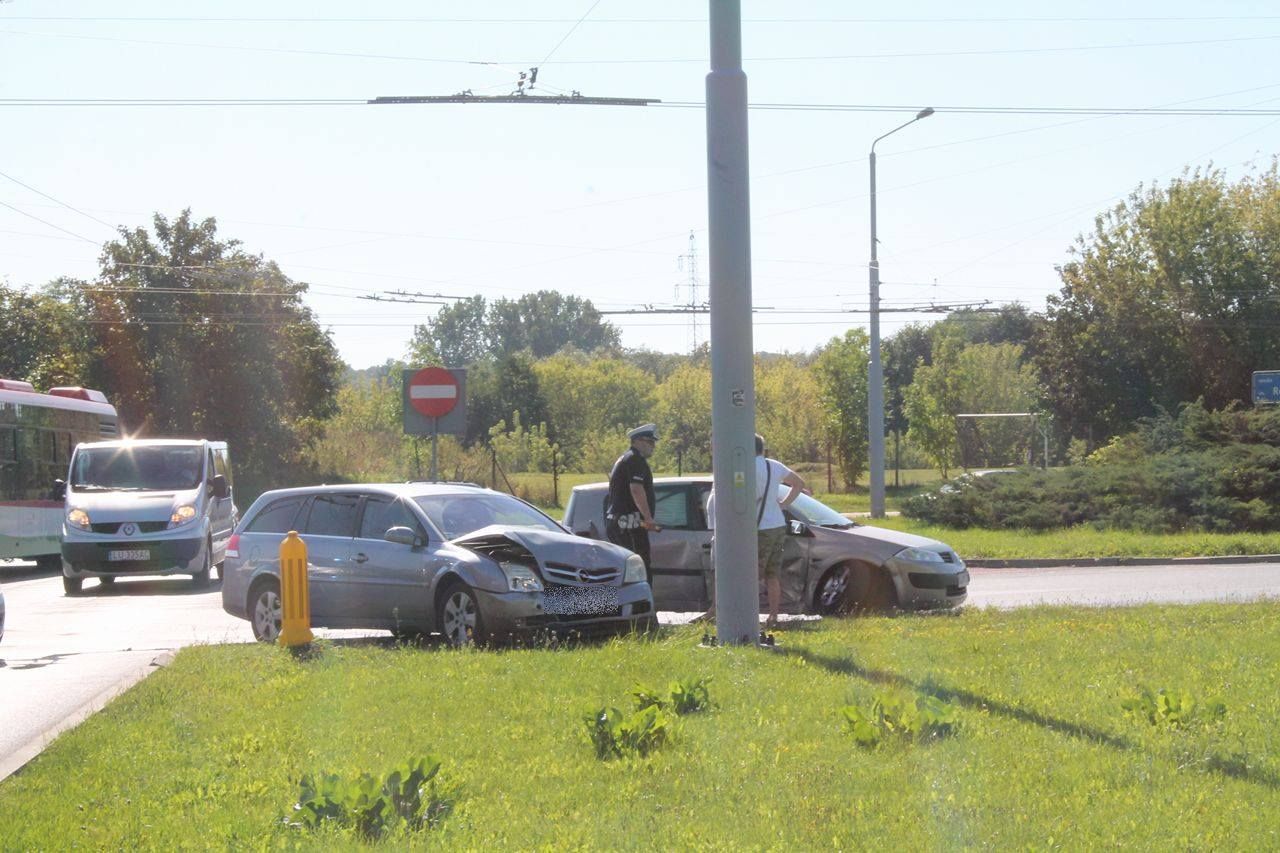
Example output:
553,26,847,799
278,530,314,647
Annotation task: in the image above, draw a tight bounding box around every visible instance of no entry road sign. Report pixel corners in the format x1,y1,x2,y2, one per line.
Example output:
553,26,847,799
402,367,467,438
408,367,459,418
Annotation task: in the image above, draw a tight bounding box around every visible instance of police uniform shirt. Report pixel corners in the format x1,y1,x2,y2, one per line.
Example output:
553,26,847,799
606,448,655,521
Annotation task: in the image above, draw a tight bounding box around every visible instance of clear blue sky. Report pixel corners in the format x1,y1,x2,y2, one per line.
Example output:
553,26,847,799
3,1,1278,368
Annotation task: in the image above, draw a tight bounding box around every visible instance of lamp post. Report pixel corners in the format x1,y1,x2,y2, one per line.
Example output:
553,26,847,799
868,106,933,518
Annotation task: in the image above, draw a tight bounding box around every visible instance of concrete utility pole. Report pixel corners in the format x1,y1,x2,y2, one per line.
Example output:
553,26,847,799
868,107,933,518
707,0,759,646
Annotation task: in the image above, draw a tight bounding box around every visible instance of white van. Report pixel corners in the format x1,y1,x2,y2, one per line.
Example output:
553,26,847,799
58,439,236,595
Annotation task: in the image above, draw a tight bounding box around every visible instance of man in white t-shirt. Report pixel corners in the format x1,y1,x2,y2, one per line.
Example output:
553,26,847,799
704,433,808,627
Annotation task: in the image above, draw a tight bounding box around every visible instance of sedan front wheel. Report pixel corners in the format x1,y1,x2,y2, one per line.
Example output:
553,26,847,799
436,580,488,647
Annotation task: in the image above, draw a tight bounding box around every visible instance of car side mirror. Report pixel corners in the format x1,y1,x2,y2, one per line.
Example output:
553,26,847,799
210,474,229,499
52,479,66,501
788,519,811,537
384,526,422,547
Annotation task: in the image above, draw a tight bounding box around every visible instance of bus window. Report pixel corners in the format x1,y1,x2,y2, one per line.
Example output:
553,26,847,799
54,432,72,466
40,429,56,462
0,428,14,463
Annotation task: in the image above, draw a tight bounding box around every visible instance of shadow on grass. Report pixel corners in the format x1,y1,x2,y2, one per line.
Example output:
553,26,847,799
786,646,1280,791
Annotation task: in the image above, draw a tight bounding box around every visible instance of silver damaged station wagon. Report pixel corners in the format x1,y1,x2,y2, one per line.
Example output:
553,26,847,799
222,483,655,645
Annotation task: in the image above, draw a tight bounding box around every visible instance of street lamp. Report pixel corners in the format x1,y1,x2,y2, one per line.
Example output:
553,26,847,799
868,106,933,518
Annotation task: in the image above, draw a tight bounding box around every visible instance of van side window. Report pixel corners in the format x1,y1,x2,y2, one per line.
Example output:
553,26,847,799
207,449,216,482
245,497,306,534
213,448,231,484
303,494,361,538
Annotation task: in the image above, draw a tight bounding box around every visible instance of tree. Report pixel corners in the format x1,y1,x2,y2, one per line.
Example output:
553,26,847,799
91,210,342,497
813,330,870,489
755,356,823,464
0,279,95,389
905,337,1041,475
465,353,548,447
1036,165,1280,446
652,362,712,473
533,353,655,470
487,291,621,358
411,295,489,367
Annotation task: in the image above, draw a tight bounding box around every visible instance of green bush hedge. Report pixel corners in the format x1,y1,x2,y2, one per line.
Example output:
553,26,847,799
903,403,1280,532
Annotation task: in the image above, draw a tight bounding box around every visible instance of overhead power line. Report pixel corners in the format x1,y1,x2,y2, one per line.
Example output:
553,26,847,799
5,97,1279,117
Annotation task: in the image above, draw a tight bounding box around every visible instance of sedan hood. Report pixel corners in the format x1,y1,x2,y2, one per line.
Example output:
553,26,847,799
845,523,951,551
452,525,629,570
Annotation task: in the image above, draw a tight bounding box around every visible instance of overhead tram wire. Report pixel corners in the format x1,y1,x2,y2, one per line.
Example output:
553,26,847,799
9,15,1280,24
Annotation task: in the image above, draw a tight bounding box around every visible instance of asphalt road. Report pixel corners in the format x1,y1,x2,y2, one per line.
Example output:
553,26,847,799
2,560,1278,779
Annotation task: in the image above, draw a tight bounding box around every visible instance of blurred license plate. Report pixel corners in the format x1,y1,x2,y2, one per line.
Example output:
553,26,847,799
108,549,150,562
543,586,619,615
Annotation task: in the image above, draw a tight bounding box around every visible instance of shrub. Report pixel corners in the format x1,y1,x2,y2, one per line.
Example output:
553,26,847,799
1121,685,1226,729
585,705,674,760
841,692,958,748
288,757,451,838
630,676,714,715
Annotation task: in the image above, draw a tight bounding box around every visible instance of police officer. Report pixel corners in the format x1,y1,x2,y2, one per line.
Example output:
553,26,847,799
606,423,661,581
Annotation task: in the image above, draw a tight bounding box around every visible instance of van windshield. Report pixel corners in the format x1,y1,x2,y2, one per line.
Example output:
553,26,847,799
71,446,204,491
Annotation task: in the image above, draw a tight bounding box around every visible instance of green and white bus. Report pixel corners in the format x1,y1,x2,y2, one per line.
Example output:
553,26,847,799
0,379,118,568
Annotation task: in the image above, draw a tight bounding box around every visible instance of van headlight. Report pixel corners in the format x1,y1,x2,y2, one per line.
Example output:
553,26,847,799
624,554,647,584
168,505,197,528
897,547,944,563
67,508,91,531
499,562,544,592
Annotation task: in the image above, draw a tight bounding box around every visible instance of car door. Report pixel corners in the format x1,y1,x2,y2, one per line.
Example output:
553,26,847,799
778,502,815,614
348,495,432,627
208,447,235,553
648,483,711,611
297,493,359,623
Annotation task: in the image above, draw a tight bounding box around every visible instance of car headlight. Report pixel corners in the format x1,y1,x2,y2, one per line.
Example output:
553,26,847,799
67,508,91,531
168,505,197,528
623,553,647,584
499,562,544,593
897,546,945,563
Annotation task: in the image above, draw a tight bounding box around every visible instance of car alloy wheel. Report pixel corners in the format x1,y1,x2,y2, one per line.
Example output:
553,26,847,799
816,565,851,615
438,582,484,647
251,583,283,643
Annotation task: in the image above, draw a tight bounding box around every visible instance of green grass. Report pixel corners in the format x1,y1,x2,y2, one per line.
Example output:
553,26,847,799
866,516,1280,559
3,605,1280,848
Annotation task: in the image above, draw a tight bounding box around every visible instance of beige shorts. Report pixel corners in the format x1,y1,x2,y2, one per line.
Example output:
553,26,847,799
757,526,786,580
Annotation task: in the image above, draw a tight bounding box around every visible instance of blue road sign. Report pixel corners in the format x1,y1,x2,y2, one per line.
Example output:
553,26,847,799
1254,370,1280,405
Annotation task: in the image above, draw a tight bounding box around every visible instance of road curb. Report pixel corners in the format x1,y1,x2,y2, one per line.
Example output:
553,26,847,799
0,650,175,784
966,554,1280,569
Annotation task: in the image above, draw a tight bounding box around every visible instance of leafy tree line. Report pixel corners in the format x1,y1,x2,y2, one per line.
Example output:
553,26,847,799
6,163,1278,497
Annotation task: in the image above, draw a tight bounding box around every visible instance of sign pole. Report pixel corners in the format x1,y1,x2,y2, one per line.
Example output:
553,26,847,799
430,417,439,482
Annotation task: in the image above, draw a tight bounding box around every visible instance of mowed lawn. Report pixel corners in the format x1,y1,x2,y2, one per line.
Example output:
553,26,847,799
2,604,1279,849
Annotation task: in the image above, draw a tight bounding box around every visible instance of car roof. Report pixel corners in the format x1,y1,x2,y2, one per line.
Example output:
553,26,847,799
253,481,504,502
572,476,711,493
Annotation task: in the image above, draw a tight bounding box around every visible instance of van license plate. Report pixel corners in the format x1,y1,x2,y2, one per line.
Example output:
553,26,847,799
108,549,150,562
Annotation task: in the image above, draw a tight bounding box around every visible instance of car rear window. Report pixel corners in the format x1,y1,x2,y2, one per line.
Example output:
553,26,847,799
245,496,306,534
302,494,361,537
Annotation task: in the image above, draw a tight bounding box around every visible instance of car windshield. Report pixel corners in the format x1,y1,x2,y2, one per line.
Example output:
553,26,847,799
414,493,564,540
71,446,203,491
782,488,855,528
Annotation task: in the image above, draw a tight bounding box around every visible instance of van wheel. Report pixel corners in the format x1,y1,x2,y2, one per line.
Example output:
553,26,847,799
249,579,283,643
436,580,488,647
63,575,83,596
192,543,212,588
